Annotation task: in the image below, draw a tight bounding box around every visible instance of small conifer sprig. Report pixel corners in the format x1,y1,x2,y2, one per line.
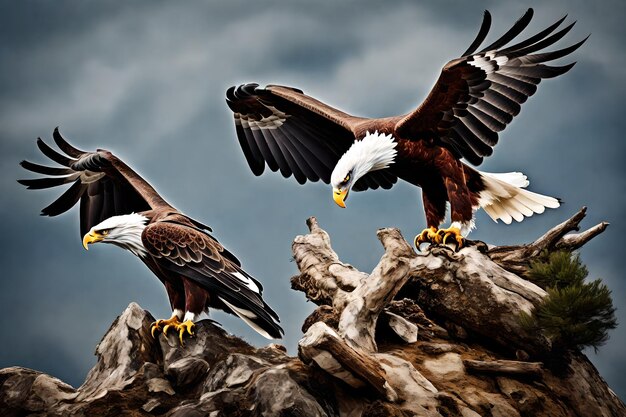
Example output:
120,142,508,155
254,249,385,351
528,251,588,289
520,251,617,351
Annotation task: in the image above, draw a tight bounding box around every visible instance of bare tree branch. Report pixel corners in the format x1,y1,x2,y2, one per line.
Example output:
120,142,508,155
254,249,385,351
464,359,544,377
488,207,609,277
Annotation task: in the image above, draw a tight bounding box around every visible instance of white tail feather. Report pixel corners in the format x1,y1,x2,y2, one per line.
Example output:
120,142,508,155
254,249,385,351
478,171,559,224
219,297,274,340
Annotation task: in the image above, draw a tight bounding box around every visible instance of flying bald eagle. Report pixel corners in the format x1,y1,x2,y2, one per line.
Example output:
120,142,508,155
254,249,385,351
226,9,586,248
19,129,283,343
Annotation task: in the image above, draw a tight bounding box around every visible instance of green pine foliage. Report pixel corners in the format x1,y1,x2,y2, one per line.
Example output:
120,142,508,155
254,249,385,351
520,251,617,352
528,251,588,290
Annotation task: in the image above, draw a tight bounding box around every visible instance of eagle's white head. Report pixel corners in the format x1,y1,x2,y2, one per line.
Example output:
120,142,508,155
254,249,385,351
330,131,397,207
82,213,149,257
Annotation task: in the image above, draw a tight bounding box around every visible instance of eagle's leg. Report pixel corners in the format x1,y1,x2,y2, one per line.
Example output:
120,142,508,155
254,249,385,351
438,174,473,249
166,278,208,345
415,185,447,249
151,281,185,338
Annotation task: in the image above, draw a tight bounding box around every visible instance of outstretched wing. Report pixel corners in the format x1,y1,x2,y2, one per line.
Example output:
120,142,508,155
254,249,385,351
225,84,398,191
142,221,283,339
396,8,587,165
19,128,173,236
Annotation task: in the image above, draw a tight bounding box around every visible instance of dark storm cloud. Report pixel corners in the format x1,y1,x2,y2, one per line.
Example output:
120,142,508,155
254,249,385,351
1,0,624,396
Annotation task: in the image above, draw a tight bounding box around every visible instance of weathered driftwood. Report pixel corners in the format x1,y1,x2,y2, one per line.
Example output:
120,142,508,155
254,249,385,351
298,322,397,401
337,226,416,352
298,323,440,411
293,217,551,356
383,311,418,343
288,210,622,416
386,299,450,340
463,359,544,377
291,217,366,308
407,245,551,355
293,217,417,352
488,207,609,277
292,209,610,358
292,208,624,416
294,218,438,404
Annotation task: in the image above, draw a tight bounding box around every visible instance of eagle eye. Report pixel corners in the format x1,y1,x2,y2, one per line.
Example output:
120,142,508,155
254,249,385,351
342,173,350,183
99,229,110,236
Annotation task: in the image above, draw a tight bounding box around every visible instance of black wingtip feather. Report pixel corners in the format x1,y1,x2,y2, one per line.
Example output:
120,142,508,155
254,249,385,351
39,180,86,217
234,122,265,176
17,178,45,190
507,62,577,79
558,61,577,75
17,174,79,190
225,86,238,107
36,138,76,167
479,8,534,53
518,36,589,65
499,14,569,55
53,127,84,157
507,21,577,59
241,83,259,96
20,160,74,176
462,10,492,56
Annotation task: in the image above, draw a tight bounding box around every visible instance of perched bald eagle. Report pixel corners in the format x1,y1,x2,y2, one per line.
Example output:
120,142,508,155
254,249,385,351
226,9,585,248
19,129,283,343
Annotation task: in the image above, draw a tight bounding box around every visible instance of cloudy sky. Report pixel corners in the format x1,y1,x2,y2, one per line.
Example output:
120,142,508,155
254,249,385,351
1,0,625,398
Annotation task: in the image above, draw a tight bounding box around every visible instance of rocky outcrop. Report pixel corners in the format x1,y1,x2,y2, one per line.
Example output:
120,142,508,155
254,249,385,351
0,303,328,417
0,207,623,416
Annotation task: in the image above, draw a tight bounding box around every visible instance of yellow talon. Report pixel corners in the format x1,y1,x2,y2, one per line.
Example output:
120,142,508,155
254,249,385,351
150,315,181,338
150,315,195,345
437,226,464,249
414,226,439,248
176,320,195,346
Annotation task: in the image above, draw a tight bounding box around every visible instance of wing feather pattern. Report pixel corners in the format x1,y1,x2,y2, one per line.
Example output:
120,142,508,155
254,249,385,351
142,222,283,339
19,128,171,236
226,84,399,190
396,8,586,165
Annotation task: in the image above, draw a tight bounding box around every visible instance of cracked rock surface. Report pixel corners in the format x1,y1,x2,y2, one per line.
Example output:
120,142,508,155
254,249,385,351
0,303,326,417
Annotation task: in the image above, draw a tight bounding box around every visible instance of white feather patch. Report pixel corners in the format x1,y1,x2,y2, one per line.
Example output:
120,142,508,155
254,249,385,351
331,131,397,188
469,56,495,72
468,53,509,74
219,297,274,340
450,221,475,237
236,105,289,131
88,213,149,257
183,311,200,323
233,271,260,294
478,171,559,224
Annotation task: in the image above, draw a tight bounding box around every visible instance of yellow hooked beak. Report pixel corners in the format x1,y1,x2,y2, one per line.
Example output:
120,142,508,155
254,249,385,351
333,188,348,208
82,231,103,250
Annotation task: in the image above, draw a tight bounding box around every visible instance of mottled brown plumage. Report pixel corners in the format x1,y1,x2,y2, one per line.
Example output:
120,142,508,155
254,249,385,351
225,9,584,240
19,129,283,340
